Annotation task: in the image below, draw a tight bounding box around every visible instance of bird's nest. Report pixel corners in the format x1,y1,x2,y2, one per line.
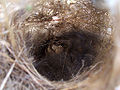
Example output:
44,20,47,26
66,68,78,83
0,0,114,89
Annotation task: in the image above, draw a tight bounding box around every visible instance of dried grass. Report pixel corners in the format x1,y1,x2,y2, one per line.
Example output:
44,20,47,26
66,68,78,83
0,0,117,90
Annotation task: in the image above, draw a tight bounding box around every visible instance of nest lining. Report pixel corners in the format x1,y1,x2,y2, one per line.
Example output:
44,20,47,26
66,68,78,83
30,30,102,81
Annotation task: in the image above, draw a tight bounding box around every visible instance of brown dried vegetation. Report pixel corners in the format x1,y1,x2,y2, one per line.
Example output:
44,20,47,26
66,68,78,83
0,0,116,90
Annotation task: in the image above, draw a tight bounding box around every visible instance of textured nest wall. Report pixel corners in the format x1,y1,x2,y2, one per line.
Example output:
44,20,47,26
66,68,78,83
0,0,115,90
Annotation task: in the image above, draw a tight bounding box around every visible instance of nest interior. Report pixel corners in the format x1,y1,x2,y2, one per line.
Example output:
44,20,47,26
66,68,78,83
29,30,102,81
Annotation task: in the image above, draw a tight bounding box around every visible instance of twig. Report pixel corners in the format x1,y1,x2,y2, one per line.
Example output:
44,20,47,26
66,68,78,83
0,60,16,90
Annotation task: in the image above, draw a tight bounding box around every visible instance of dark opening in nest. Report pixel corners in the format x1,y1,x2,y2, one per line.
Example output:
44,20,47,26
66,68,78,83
26,30,102,81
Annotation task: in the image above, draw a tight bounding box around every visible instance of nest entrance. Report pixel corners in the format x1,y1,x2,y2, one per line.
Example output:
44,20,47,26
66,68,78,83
28,30,101,81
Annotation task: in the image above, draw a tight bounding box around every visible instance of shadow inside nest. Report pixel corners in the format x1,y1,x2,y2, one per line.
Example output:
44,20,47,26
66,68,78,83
26,30,102,81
